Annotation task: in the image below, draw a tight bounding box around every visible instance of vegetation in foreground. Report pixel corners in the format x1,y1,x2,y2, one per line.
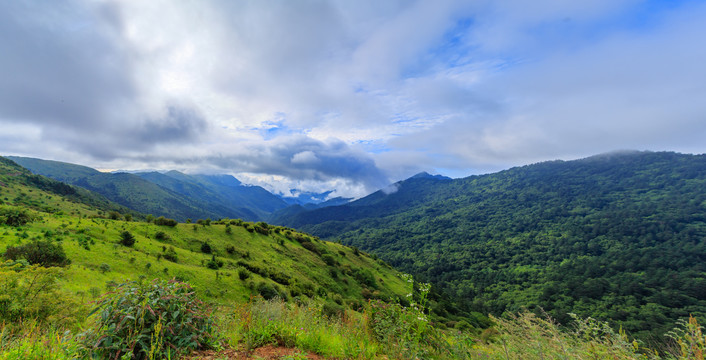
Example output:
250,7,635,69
2,268,706,359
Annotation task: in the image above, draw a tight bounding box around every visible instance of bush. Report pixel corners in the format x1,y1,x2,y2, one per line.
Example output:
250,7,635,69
84,279,217,359
0,206,34,227
321,254,337,266
3,239,71,267
154,231,170,241
201,242,213,254
206,255,223,270
322,301,345,319
119,231,135,247
256,282,279,300
301,241,320,254
99,263,110,273
0,260,80,326
163,246,178,263
238,268,251,280
154,216,178,227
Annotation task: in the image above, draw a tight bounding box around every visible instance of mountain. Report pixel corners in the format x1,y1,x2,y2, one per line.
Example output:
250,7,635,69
0,157,141,219
7,157,290,222
277,189,352,207
8,156,232,222
274,151,706,341
135,171,287,220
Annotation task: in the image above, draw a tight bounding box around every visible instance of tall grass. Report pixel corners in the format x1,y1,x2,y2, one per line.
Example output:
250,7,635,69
220,297,380,359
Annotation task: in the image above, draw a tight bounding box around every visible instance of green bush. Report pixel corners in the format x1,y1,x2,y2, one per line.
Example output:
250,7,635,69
238,268,251,280
154,231,169,241
163,246,178,263
256,282,279,300
322,301,344,319
201,242,213,254
119,231,135,247
0,260,80,326
154,216,178,227
206,255,223,269
3,239,71,267
0,206,34,227
84,279,217,359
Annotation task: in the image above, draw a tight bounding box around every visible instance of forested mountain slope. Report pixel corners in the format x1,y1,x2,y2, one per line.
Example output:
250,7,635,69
8,157,288,221
136,171,287,220
276,151,706,341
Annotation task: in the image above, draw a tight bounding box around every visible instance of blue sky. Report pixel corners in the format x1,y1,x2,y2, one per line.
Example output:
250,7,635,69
1,0,705,198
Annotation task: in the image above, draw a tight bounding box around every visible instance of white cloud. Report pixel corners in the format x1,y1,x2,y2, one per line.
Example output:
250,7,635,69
2,0,706,196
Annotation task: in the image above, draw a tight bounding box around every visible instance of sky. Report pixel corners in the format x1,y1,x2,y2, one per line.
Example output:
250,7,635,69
2,0,706,199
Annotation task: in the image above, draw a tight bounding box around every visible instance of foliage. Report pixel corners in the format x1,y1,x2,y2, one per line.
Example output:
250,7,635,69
153,216,178,227
119,230,136,247
154,231,169,241
284,151,706,342
200,241,212,254
206,255,223,269
83,279,217,359
3,240,71,267
0,261,80,327
0,206,34,227
162,246,178,263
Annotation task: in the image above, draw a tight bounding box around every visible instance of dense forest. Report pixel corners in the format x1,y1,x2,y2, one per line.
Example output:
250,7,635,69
279,151,706,343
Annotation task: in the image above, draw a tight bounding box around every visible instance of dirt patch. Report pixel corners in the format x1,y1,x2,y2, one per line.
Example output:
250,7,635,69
188,345,325,359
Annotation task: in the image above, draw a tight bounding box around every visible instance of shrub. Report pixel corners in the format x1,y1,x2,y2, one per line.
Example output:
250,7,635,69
0,206,34,227
238,268,251,280
301,241,320,254
119,231,135,247
99,263,110,273
3,239,71,267
154,216,178,227
201,242,213,254
256,282,279,300
321,254,337,266
269,271,291,285
154,231,170,241
85,279,217,359
322,301,345,319
163,246,178,263
206,255,223,270
0,260,80,326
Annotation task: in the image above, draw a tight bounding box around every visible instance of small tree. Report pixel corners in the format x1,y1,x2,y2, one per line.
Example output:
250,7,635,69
3,239,71,267
119,231,135,247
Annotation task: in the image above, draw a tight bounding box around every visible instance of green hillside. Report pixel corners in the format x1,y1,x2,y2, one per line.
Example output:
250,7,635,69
137,171,287,220
8,156,239,221
0,157,408,309
277,151,706,342
9,156,290,222
0,157,141,219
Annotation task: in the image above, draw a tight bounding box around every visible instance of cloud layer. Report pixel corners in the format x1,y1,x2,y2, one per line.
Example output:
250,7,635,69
2,0,705,197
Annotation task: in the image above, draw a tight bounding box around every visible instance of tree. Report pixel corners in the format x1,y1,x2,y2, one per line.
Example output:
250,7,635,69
119,231,135,247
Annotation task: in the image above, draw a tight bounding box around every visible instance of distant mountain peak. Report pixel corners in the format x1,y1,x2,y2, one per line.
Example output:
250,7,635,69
409,172,451,180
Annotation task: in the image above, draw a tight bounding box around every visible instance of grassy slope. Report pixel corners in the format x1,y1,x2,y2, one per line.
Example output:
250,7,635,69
0,156,408,313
